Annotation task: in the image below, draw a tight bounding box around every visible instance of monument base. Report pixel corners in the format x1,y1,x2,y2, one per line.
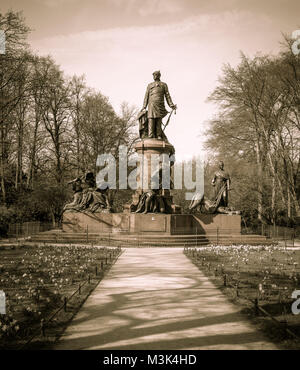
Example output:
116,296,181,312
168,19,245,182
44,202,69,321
62,212,241,235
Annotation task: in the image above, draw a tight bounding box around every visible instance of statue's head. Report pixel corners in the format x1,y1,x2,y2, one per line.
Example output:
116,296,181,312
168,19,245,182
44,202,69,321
218,161,224,170
152,70,161,81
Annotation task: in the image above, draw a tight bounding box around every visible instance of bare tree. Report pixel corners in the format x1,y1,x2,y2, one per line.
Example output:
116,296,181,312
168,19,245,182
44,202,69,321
41,63,72,184
0,11,30,204
206,45,300,226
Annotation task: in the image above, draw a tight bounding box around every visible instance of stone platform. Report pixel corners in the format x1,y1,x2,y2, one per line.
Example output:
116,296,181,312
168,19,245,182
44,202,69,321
62,212,241,235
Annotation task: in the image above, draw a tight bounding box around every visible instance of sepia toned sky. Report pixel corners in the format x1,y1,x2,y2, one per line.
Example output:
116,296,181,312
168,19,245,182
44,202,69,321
1,0,300,161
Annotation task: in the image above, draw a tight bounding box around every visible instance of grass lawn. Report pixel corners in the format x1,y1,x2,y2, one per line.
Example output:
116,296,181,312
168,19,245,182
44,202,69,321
0,243,120,349
185,244,300,349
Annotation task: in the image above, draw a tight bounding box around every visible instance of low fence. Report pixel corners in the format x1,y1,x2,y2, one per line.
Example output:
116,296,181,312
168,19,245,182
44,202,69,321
7,222,59,239
184,247,300,341
5,221,300,246
79,228,269,248
261,224,300,241
19,246,122,349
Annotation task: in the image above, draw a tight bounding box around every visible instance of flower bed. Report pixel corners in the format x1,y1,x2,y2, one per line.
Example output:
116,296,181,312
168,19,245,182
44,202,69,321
184,245,300,348
0,244,119,349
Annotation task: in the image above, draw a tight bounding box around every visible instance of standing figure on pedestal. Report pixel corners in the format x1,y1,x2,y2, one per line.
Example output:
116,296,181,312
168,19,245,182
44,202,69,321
189,161,239,214
211,161,231,207
140,70,177,139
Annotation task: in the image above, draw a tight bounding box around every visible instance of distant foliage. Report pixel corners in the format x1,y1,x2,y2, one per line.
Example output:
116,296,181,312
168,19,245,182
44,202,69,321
0,11,137,232
205,41,300,227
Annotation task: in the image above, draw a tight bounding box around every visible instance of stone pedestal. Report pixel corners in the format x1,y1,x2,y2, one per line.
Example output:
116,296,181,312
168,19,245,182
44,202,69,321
63,212,130,233
124,138,180,214
134,138,175,191
63,212,241,235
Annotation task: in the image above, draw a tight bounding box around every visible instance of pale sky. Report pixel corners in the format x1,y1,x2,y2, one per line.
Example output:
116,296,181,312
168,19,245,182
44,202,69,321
1,0,299,161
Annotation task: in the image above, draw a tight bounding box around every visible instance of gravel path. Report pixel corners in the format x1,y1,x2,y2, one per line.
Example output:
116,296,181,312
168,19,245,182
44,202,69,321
55,248,278,350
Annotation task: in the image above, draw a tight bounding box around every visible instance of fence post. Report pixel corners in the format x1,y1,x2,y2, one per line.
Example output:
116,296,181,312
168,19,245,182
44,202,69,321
41,319,45,337
223,274,227,287
254,298,259,316
78,285,81,295
95,266,98,276
64,297,67,312
292,228,295,248
284,228,286,248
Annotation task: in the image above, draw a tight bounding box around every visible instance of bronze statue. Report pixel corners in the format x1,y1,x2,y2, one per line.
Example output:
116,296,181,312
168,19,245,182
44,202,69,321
63,177,83,211
139,70,177,139
63,171,112,213
132,167,173,214
189,161,240,214
211,161,230,208
189,192,239,214
189,192,219,213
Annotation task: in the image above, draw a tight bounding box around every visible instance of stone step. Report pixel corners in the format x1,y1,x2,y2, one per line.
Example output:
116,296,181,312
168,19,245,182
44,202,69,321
29,232,272,246
30,231,267,239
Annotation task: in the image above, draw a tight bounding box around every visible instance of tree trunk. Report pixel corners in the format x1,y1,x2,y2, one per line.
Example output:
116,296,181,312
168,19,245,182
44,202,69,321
50,208,56,227
255,141,263,222
0,123,6,204
15,119,23,190
271,176,276,225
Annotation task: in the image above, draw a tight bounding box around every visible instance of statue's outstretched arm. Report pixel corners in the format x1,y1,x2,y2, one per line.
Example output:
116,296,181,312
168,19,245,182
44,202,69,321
68,177,81,185
164,83,176,109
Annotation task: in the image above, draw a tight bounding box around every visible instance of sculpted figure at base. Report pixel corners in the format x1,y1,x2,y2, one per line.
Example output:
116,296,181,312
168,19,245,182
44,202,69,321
211,161,230,207
130,168,173,214
189,192,239,214
63,171,112,213
189,161,240,214
138,70,177,140
133,189,173,214
63,177,83,211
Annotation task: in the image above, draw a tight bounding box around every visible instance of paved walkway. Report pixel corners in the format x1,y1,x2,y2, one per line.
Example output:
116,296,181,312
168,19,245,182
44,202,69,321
55,248,277,350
